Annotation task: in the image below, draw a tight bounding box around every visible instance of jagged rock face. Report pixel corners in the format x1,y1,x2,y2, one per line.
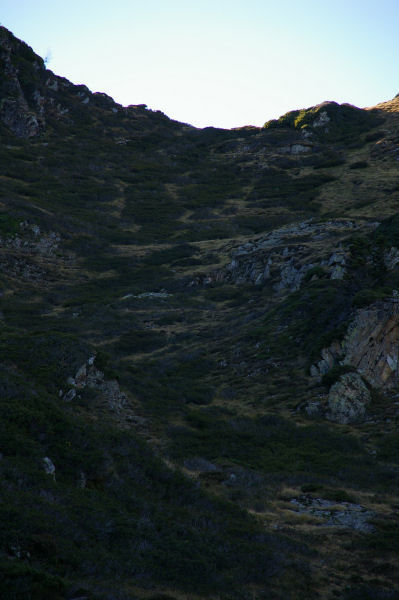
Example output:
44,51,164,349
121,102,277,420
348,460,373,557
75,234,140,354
342,300,399,388
384,247,399,270
0,97,40,137
311,300,399,421
327,372,371,424
273,257,315,292
311,300,399,388
0,28,46,136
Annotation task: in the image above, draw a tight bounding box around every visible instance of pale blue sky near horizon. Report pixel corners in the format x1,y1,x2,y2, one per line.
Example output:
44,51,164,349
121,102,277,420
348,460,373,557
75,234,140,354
1,0,399,129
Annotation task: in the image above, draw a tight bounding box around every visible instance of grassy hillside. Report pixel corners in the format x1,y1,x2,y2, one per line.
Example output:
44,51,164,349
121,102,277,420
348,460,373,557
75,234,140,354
1,26,399,599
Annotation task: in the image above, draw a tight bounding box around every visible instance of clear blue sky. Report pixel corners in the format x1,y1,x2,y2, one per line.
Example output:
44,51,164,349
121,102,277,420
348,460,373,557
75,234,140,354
2,0,399,129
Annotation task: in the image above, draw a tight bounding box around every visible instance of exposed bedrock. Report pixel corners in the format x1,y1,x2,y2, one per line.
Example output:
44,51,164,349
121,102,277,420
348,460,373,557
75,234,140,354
311,299,399,422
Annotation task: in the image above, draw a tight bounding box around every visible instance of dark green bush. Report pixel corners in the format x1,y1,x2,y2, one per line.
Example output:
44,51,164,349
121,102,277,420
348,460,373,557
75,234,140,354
374,213,399,247
303,266,327,282
377,432,399,463
170,410,377,485
321,365,356,387
0,561,66,600
144,243,197,266
349,160,368,169
111,329,168,355
0,213,20,237
0,332,89,390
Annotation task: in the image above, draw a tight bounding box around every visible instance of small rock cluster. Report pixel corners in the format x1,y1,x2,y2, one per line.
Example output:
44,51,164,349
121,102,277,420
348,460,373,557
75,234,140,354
289,495,374,532
61,355,127,412
0,221,60,256
0,221,61,281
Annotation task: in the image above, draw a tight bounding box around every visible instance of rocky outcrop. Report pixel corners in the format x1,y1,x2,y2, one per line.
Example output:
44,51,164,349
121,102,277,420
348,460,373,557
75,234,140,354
384,247,399,270
0,26,189,140
200,219,371,290
310,341,342,379
0,221,62,282
326,372,371,424
289,495,374,532
64,355,127,412
342,300,399,389
1,221,61,256
312,110,331,129
279,142,313,154
311,299,399,422
311,299,399,388
0,97,41,137
0,28,46,136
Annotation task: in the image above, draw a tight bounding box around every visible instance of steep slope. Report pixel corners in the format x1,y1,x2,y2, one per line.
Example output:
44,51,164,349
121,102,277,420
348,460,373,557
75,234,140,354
1,26,399,600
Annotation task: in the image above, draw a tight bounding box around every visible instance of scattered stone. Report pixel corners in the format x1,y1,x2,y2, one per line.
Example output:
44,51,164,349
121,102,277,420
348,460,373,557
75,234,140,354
8,543,30,560
384,247,399,270
63,388,76,402
132,291,171,299
74,364,87,389
77,471,86,489
289,495,374,532
184,457,218,472
305,400,323,418
126,414,147,426
69,356,127,412
45,77,58,91
43,457,56,479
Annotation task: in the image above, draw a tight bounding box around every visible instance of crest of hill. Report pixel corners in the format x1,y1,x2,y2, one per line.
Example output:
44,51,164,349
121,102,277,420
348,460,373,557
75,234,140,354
1,24,397,141
0,25,194,139
263,99,384,146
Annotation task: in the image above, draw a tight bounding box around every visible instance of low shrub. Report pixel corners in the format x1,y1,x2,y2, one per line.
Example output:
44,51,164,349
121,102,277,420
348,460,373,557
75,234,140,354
321,365,356,387
352,288,391,308
349,160,368,169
